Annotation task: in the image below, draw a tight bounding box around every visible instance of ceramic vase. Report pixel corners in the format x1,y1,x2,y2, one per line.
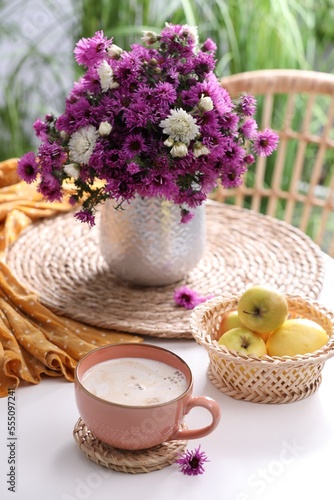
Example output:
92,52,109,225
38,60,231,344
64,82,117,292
99,196,206,287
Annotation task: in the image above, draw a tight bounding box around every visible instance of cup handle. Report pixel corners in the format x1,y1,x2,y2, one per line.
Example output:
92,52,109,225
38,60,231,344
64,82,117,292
169,396,221,441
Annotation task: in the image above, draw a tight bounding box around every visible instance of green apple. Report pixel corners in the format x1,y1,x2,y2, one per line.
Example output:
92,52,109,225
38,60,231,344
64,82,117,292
218,327,267,356
266,318,329,357
237,285,288,334
218,310,243,337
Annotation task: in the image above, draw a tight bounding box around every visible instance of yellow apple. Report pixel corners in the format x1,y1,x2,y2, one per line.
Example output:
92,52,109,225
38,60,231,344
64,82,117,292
266,318,329,357
218,327,267,356
237,285,288,334
218,310,243,336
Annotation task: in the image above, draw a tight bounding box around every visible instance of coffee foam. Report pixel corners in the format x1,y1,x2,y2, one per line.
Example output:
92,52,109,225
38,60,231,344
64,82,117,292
81,357,188,406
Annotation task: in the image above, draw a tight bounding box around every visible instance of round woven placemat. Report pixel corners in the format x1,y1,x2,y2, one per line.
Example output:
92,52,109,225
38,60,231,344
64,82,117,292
73,418,187,474
5,201,324,338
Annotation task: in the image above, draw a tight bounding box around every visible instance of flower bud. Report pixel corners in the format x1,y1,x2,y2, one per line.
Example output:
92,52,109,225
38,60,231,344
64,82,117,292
198,95,214,112
107,44,123,59
99,122,112,136
164,137,174,148
244,154,255,165
60,130,69,140
193,142,210,158
142,31,158,45
110,79,120,89
171,142,188,158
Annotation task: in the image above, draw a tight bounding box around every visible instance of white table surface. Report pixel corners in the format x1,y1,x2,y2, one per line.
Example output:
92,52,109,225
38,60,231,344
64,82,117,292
0,253,333,500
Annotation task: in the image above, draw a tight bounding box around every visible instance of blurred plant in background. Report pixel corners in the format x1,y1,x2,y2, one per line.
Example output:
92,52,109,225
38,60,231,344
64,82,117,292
0,0,334,161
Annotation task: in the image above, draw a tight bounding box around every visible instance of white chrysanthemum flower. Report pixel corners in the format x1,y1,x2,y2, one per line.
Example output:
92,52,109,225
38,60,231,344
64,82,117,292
64,163,80,180
99,121,112,136
68,126,99,165
159,109,200,145
198,94,214,112
97,60,119,92
193,142,210,158
170,142,188,158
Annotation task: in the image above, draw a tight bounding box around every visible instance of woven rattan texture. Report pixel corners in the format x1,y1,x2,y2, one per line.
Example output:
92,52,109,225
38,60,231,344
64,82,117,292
6,201,324,338
73,418,187,474
191,295,334,404
217,69,334,256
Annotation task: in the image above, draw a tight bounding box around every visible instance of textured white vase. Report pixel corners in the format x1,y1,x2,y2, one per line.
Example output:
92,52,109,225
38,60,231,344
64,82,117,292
99,196,206,287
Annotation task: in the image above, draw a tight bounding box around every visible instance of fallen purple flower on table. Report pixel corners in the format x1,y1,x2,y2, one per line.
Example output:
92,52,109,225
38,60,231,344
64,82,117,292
177,445,209,476
173,286,213,309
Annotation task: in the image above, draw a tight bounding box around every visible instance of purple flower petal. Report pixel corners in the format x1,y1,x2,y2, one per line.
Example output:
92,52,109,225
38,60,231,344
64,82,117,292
176,445,209,476
74,209,96,227
174,286,213,309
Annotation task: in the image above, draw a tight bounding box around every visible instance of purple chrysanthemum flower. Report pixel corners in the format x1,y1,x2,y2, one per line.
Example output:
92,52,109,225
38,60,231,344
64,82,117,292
127,162,141,174
240,118,258,140
68,195,78,206
37,141,67,171
33,118,48,140
62,97,94,132
160,23,198,57
74,209,96,227
152,82,178,107
78,67,102,95
115,50,142,82
239,93,257,116
122,133,148,159
202,38,217,53
253,128,279,156
74,31,111,68
123,100,157,129
219,112,239,132
173,286,213,309
176,445,209,476
180,208,195,224
37,173,62,202
221,138,246,168
17,152,39,183
220,164,247,188
191,51,216,77
138,170,177,199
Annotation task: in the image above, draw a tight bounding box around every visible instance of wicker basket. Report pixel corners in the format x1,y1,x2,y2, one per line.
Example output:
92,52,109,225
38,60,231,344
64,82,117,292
190,295,334,404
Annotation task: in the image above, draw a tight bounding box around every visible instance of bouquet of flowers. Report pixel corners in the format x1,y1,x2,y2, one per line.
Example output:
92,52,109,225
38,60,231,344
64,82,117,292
18,23,278,225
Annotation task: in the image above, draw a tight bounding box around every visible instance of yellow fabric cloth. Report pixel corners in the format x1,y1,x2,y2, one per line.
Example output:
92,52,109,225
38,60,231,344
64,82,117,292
0,158,142,397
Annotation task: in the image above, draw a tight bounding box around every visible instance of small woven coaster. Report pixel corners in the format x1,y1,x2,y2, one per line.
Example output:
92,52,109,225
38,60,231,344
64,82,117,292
6,201,325,338
73,418,187,474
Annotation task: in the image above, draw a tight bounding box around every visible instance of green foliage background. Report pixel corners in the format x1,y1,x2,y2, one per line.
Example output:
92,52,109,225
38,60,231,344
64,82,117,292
1,0,334,160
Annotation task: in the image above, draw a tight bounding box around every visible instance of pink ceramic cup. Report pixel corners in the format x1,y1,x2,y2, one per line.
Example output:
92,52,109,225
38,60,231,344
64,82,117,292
74,343,221,450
